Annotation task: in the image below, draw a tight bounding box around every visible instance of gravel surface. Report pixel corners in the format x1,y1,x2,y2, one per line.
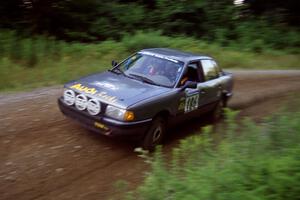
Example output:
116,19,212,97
0,70,300,200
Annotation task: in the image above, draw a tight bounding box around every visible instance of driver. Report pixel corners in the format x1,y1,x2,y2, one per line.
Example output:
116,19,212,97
180,65,199,86
148,64,157,75
148,59,161,76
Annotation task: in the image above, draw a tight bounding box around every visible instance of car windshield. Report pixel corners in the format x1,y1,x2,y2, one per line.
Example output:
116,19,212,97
116,53,184,87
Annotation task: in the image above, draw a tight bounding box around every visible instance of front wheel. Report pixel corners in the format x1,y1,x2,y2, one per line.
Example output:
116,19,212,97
210,99,225,122
141,117,166,151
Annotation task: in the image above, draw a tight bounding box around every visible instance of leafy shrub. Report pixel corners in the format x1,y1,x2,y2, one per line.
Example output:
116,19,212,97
122,31,172,52
129,110,300,200
0,30,299,92
250,39,264,53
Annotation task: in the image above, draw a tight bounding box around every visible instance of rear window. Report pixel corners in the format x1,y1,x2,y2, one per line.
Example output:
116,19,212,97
201,60,219,81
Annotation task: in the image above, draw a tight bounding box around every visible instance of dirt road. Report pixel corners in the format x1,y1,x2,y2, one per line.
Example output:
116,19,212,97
1,70,300,200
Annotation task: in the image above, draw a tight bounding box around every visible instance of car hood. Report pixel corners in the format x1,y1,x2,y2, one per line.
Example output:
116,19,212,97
65,71,171,108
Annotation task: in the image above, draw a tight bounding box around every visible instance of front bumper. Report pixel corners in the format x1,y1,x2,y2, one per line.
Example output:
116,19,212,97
58,98,151,140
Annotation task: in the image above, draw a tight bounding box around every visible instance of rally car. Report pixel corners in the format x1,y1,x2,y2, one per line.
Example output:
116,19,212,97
58,48,233,150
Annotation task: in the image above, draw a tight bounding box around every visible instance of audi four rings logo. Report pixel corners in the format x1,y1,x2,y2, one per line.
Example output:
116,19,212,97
64,90,101,115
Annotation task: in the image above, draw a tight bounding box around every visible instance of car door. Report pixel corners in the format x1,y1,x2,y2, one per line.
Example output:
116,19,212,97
178,61,204,114
197,59,222,104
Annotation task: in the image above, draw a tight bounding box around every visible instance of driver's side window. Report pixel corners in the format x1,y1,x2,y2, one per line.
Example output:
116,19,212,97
179,62,201,86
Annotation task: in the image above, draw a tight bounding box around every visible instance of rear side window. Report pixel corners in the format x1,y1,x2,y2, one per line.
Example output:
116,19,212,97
201,60,219,81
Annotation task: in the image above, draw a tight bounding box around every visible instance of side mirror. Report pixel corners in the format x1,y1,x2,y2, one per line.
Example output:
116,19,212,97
181,81,197,90
112,60,118,67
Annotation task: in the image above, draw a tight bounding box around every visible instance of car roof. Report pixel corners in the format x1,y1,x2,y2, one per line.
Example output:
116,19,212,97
139,48,212,63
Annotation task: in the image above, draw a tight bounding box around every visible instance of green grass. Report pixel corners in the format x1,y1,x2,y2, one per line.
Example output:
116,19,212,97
126,108,300,200
0,31,299,92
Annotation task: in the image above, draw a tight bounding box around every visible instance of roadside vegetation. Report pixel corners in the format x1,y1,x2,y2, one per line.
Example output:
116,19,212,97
125,109,300,200
1,31,299,92
1,1,299,92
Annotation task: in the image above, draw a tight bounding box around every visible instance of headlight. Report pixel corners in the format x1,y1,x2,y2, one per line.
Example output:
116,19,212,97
63,89,75,105
75,94,88,110
105,105,135,121
87,98,101,115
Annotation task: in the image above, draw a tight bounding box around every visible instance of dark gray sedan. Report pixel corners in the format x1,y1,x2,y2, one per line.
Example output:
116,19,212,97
58,48,233,150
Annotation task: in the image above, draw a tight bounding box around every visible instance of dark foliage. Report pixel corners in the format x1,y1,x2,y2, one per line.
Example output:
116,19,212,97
244,0,300,26
0,0,299,49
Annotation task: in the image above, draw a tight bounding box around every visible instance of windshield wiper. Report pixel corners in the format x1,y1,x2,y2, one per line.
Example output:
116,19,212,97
109,67,134,80
128,73,161,86
109,68,140,82
109,67,124,74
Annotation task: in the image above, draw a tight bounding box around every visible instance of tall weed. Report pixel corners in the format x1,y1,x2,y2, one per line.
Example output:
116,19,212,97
130,110,300,200
0,30,299,91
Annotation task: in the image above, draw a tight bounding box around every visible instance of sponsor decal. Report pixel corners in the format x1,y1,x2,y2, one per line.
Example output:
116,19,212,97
184,93,199,113
70,83,97,95
70,83,118,103
95,81,118,90
94,122,109,131
96,92,118,103
140,52,179,63
178,97,186,111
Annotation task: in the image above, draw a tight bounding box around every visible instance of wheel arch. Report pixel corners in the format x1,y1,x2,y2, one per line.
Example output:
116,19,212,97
153,110,170,122
221,91,230,107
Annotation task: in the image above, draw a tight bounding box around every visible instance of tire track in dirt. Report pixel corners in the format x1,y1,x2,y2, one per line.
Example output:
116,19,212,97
0,70,300,200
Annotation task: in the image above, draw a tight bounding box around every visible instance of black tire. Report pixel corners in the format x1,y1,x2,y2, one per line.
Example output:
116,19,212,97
141,117,166,151
210,99,225,122
222,95,228,107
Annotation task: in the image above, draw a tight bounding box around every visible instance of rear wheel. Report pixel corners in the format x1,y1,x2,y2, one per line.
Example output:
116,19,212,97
141,117,166,151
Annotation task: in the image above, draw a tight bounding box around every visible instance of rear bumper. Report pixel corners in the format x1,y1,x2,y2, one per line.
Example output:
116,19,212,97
58,98,151,140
